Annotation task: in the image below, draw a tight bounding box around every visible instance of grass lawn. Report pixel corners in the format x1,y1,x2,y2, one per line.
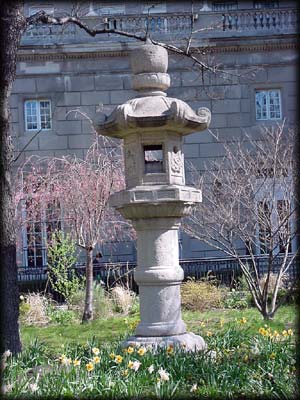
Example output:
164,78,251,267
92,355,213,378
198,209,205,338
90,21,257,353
20,305,297,355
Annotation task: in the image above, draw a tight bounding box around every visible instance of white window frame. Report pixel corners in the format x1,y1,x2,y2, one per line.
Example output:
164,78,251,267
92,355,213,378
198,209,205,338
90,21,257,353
24,99,52,131
255,89,282,121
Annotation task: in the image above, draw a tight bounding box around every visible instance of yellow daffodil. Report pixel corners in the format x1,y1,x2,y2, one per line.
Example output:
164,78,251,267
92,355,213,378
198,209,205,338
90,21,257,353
127,360,134,368
259,327,267,336
200,322,206,327
282,330,288,337
73,359,81,367
92,347,100,355
287,329,294,336
137,347,146,356
239,317,247,324
93,356,100,364
166,345,174,354
127,346,134,354
86,362,94,372
114,355,123,364
121,369,129,377
109,353,115,359
243,355,249,362
220,318,225,327
206,331,213,337
270,352,276,360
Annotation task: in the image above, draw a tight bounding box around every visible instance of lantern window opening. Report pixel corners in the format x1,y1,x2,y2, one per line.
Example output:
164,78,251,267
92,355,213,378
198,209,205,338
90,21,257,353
143,144,164,173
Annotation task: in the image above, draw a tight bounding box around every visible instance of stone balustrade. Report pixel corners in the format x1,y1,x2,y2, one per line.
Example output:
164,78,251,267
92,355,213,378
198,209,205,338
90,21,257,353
221,8,298,32
21,7,298,45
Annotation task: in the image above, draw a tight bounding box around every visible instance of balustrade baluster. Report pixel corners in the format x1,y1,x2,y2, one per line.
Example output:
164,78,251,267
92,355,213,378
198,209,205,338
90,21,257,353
271,12,276,28
163,16,168,32
253,13,258,30
234,14,238,30
259,13,264,29
266,13,270,29
222,13,226,31
228,14,232,30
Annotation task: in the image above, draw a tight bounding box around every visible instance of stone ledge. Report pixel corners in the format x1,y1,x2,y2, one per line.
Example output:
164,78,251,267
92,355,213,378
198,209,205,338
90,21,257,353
121,332,207,352
110,185,201,219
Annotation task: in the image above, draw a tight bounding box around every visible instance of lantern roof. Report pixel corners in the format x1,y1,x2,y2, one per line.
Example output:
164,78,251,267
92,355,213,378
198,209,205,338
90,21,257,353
96,40,211,139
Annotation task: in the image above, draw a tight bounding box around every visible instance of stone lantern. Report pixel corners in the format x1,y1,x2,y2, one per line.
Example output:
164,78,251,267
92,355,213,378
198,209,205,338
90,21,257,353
96,40,211,351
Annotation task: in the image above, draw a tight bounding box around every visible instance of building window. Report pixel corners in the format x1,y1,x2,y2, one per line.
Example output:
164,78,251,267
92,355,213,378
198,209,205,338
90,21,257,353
253,1,279,9
21,200,62,268
25,100,52,131
255,89,282,120
212,2,238,11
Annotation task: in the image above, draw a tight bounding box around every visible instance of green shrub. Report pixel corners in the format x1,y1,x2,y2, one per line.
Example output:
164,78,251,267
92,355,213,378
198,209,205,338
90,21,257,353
181,278,223,311
47,305,77,325
222,289,249,309
68,283,112,320
47,231,85,303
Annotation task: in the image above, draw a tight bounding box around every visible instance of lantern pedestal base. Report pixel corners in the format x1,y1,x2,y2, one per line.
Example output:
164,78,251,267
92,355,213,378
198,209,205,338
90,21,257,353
121,332,206,352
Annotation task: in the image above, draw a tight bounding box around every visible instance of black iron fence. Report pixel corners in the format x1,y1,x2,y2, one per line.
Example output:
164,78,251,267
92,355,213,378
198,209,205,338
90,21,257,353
18,255,298,300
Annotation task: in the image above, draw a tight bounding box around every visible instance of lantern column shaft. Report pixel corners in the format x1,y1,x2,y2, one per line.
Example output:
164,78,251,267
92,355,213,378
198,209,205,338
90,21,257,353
133,217,186,337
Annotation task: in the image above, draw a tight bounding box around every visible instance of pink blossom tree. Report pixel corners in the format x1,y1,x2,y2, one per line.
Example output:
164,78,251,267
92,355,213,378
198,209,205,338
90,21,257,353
16,136,130,322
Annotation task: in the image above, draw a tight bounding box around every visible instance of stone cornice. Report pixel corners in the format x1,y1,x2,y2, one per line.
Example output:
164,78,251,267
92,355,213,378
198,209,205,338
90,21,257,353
17,39,298,62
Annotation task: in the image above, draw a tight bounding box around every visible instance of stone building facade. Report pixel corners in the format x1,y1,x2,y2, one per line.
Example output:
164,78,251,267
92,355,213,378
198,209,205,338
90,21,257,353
12,0,298,268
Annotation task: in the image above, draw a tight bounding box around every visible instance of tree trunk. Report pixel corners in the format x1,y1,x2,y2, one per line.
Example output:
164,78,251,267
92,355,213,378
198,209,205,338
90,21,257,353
82,247,94,322
0,1,25,355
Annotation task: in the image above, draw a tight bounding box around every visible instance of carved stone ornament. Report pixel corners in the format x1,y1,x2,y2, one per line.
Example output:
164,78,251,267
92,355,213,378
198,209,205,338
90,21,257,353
171,151,182,174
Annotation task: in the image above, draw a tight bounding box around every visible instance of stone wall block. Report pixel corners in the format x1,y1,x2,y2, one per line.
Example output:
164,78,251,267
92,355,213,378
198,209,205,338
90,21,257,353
184,130,214,144
57,92,81,106
64,75,95,91
226,113,251,128
110,90,136,105
81,91,110,106
95,74,124,90
167,87,197,101
9,108,19,123
36,76,65,92
68,134,93,149
182,143,200,158
12,78,36,93
212,99,240,114
241,99,251,112
208,113,227,129
39,134,68,150
56,120,82,135
268,66,296,83
181,71,201,87
199,142,226,158
9,95,19,108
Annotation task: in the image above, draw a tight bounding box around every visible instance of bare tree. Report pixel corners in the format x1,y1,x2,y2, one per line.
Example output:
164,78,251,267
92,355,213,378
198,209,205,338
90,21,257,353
183,123,297,320
17,137,129,322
